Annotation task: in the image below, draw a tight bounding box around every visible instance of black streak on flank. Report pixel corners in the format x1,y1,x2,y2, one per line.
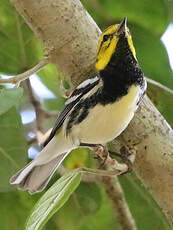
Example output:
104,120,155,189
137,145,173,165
71,78,99,97
66,93,98,132
49,36,145,137
43,78,100,146
66,36,145,129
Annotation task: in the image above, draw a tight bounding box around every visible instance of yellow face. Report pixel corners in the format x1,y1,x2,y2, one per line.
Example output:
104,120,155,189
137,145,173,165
95,19,136,70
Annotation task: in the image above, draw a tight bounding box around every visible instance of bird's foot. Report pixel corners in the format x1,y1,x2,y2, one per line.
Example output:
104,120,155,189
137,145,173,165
91,144,129,175
79,143,133,177
92,145,109,168
109,145,136,174
80,143,108,167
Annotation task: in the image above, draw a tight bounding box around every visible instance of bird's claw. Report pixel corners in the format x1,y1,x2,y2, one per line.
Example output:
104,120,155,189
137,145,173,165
92,145,109,168
109,145,135,174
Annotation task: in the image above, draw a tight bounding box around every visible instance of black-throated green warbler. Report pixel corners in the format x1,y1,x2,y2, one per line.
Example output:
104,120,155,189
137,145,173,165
10,18,146,194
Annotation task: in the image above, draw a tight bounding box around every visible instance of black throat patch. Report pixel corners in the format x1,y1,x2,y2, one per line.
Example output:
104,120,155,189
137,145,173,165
66,37,145,133
98,36,144,104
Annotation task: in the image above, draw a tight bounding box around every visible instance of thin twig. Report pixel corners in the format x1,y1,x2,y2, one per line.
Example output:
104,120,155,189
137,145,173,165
27,137,37,145
26,78,44,132
58,144,137,230
26,78,57,132
0,58,49,86
93,146,138,230
58,151,137,230
146,77,173,95
102,176,138,230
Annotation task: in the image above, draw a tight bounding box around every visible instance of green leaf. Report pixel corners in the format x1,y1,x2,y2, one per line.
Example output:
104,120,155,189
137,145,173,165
0,107,28,192
64,148,90,169
83,0,169,34
119,174,171,230
147,82,173,127
43,98,66,112
37,64,62,97
166,1,173,21
0,87,23,115
38,64,66,111
0,0,43,75
132,25,173,90
0,191,39,230
0,189,60,230
55,183,117,230
75,183,102,215
26,170,82,230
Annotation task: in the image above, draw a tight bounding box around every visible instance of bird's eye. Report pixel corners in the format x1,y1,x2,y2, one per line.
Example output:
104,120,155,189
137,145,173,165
103,34,109,42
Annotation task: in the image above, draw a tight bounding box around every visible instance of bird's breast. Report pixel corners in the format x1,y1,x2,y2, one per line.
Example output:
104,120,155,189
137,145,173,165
71,84,141,144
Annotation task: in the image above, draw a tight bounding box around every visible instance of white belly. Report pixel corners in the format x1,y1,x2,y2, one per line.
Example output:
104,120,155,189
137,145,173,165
71,85,140,144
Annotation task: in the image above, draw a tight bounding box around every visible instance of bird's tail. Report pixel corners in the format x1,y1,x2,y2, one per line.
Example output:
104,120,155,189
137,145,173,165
10,131,75,194
10,152,68,194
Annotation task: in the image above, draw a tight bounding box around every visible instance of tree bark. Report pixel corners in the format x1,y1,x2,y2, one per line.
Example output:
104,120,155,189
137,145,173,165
11,0,100,86
10,0,173,227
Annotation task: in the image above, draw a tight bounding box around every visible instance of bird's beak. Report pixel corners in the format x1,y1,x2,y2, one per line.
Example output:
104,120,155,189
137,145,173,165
116,17,127,36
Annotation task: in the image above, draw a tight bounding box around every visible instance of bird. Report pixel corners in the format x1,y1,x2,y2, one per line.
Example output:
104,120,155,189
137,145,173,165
10,17,146,194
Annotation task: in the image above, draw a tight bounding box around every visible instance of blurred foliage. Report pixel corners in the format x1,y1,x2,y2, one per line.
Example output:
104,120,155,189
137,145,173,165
0,0,43,74
0,107,28,192
82,0,169,34
0,191,40,230
0,87,23,115
38,64,66,111
147,83,173,127
132,25,173,90
120,174,171,230
37,64,62,97
26,170,81,230
0,0,173,229
64,148,91,169
53,182,118,230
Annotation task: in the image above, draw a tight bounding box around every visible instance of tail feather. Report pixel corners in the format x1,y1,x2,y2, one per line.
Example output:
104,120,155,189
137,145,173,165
10,161,34,185
10,131,75,194
10,153,68,194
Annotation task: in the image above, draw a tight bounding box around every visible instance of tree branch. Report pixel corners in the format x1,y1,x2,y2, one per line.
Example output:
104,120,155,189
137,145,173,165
10,0,173,227
10,0,100,87
0,58,48,86
26,78,57,135
103,177,137,230
146,77,173,95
